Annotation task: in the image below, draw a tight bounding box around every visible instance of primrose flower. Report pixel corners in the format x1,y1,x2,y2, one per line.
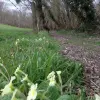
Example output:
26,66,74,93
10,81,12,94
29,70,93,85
0,63,4,67
47,71,55,80
21,74,28,82
1,76,16,96
46,41,49,43
28,83,32,86
47,71,56,86
43,37,46,39
38,38,42,41
15,39,20,46
95,94,100,100
56,71,61,75
27,84,38,100
14,65,21,76
49,76,56,86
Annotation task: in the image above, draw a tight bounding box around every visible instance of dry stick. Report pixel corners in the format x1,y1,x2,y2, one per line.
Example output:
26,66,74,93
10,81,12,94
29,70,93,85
91,80,99,89
8,0,21,12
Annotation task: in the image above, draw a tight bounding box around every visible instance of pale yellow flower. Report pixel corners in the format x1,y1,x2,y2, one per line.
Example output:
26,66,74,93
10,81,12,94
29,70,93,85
43,37,46,40
1,76,16,96
49,76,56,86
47,71,55,80
47,71,56,86
38,38,42,41
21,74,28,82
14,65,21,76
56,71,61,75
15,39,20,46
27,84,38,100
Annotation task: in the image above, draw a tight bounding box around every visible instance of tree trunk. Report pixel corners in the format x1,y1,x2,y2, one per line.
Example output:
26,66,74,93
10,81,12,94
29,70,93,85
35,0,46,30
31,1,38,33
42,2,61,27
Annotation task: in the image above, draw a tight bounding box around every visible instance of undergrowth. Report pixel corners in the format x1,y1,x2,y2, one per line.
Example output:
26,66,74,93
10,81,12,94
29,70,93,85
0,25,96,100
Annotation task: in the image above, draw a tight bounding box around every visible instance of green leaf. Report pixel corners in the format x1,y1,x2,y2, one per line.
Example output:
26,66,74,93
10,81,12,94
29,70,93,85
46,86,60,100
0,91,26,100
38,81,48,91
0,94,12,100
57,95,78,100
15,89,26,100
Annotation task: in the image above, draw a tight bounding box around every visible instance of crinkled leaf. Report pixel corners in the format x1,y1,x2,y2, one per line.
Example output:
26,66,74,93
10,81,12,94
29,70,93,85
0,91,25,100
46,86,60,100
0,94,12,100
57,95,78,100
38,81,48,91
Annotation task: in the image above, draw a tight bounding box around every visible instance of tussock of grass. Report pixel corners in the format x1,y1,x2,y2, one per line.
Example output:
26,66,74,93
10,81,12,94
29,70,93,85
0,24,88,99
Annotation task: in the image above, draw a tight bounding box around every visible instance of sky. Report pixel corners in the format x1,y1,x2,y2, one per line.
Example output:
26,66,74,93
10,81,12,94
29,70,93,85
95,0,100,3
4,0,20,10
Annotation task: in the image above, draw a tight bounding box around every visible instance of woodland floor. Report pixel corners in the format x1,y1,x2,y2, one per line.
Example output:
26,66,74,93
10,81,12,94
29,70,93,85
50,30,100,95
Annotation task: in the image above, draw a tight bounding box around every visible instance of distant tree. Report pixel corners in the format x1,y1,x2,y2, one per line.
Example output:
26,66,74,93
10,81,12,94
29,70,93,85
0,1,32,28
0,1,4,23
62,0,98,31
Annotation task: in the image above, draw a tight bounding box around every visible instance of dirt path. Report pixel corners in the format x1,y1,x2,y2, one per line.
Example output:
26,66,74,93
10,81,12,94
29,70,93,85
50,31,100,95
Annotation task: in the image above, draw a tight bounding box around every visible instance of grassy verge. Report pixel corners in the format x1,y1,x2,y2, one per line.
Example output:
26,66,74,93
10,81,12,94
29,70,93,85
57,30,100,54
0,25,94,100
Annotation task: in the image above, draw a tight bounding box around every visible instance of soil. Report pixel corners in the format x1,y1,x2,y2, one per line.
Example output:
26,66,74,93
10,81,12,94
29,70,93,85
50,31,100,95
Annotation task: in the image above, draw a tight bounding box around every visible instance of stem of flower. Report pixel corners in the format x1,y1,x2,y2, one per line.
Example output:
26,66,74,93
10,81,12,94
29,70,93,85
58,74,63,95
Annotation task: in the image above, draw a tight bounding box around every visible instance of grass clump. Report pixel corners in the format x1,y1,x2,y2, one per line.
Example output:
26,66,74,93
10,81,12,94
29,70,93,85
0,24,86,99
